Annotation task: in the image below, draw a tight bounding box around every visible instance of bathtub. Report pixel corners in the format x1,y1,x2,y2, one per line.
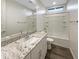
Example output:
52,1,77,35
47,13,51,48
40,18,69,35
47,35,69,48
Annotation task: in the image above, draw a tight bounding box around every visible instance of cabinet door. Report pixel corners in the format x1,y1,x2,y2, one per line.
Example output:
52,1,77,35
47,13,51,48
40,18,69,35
30,43,41,59
41,38,47,59
24,54,30,59
31,51,40,59
30,37,47,59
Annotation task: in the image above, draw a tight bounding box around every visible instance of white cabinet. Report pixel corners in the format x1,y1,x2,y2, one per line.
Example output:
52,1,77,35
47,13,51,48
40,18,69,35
24,54,30,59
41,38,47,59
30,37,47,59
30,42,41,59
30,49,41,59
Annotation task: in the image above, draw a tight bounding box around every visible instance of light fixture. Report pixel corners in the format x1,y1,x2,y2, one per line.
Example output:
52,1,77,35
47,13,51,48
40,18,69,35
52,2,56,5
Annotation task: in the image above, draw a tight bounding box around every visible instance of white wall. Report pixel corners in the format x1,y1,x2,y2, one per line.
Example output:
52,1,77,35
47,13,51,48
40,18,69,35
36,8,46,31
1,0,36,37
43,13,69,48
36,14,44,31
1,0,7,37
69,11,78,59
44,13,69,40
67,4,78,59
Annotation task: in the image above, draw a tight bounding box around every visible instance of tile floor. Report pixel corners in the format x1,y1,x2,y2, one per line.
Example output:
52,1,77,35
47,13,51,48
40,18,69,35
45,44,73,59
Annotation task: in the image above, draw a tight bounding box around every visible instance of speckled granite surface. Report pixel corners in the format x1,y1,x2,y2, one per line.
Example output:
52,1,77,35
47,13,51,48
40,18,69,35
1,31,47,59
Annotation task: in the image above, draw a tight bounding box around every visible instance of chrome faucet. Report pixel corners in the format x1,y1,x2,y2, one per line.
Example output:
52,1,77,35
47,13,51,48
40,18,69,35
27,32,30,37
18,30,22,39
20,31,22,34
25,32,30,39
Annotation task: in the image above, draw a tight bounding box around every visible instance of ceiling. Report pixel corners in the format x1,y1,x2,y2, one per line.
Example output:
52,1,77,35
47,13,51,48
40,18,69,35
39,0,68,8
16,0,68,11
67,0,77,5
16,0,36,11
67,0,78,12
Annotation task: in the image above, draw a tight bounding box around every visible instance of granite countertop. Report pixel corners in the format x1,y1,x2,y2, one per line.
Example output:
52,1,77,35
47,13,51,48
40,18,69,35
1,31,47,59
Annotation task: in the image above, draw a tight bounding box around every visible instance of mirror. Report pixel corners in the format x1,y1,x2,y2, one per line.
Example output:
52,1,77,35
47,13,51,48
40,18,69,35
1,0,37,38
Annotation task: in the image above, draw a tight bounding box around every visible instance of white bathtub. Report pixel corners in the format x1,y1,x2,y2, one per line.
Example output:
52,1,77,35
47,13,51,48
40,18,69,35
47,35,69,48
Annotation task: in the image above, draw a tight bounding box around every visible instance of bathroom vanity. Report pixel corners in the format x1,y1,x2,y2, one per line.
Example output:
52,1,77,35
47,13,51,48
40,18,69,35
30,33,47,59
1,31,47,59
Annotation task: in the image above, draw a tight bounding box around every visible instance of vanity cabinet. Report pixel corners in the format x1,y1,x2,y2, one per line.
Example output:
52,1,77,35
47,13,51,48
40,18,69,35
41,37,47,59
24,54,30,59
1,32,47,59
30,41,42,59
30,37,47,59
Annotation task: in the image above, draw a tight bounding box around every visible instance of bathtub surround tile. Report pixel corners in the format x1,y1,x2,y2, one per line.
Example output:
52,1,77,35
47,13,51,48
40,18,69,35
45,44,73,59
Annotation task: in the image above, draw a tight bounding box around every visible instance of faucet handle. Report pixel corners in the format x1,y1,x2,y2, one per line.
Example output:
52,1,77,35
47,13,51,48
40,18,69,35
20,30,22,34
26,32,30,35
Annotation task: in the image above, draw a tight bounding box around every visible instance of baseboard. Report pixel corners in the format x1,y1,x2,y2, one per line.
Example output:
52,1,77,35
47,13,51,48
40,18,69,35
69,48,76,59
